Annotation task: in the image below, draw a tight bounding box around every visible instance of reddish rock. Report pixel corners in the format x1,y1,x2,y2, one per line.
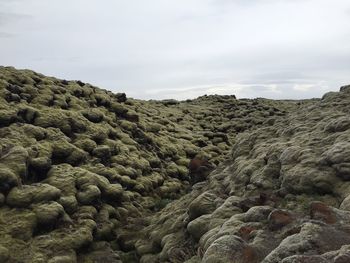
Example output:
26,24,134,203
242,245,258,263
268,209,294,230
188,156,214,184
310,202,337,224
238,226,256,241
188,157,210,173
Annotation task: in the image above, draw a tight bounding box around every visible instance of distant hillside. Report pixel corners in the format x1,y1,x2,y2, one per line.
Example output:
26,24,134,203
0,66,349,262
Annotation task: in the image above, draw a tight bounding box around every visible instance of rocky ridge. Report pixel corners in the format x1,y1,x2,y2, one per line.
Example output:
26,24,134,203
135,85,350,262
0,66,349,262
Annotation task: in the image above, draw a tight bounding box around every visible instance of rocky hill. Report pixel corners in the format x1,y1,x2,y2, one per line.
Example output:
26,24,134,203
0,66,349,262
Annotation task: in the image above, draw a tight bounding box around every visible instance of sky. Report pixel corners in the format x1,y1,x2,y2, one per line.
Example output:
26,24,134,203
0,0,349,100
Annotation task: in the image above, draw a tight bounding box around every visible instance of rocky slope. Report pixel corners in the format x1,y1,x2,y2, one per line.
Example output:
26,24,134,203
134,86,350,263
0,66,349,262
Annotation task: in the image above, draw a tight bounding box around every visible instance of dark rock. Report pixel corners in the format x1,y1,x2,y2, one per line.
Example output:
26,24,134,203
115,93,127,103
76,80,85,87
310,202,336,224
340,84,350,93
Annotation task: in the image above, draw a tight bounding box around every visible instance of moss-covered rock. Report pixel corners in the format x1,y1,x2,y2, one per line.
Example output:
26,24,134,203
0,146,28,181
92,145,111,159
76,185,101,205
2,66,345,263
32,201,65,226
52,140,87,166
6,183,61,207
82,109,104,123
110,102,128,115
58,195,78,214
73,138,97,153
0,167,19,192
0,245,9,263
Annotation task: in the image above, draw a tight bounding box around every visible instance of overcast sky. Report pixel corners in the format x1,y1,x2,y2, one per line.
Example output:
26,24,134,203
0,0,349,100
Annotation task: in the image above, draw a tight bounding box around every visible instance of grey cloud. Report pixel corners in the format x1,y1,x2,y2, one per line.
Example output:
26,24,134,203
0,12,31,25
143,81,333,101
243,71,309,83
0,32,14,38
0,0,349,100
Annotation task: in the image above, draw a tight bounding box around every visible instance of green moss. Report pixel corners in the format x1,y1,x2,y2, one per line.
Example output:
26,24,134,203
124,110,139,122
29,156,52,174
1,207,37,241
92,145,111,159
145,123,162,133
58,196,78,214
82,109,104,123
110,102,128,115
0,245,9,263
52,140,87,166
6,184,61,207
45,164,78,196
0,66,306,262
32,201,65,226
102,183,123,202
77,185,101,205
120,120,137,131
0,167,19,192
0,146,28,180
153,198,173,211
73,138,97,153
119,251,139,263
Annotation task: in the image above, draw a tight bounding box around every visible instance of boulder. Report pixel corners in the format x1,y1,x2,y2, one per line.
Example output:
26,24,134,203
324,117,350,133
202,235,258,263
187,214,212,241
340,195,350,211
188,192,218,220
32,201,65,226
263,222,350,263
310,202,337,224
268,209,294,230
281,165,336,194
92,145,111,159
244,206,273,222
82,109,104,123
0,167,19,192
0,245,9,263
76,185,101,205
0,146,28,180
58,195,78,214
6,183,61,207
322,143,350,165
110,102,128,115
115,92,127,103
102,183,123,202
